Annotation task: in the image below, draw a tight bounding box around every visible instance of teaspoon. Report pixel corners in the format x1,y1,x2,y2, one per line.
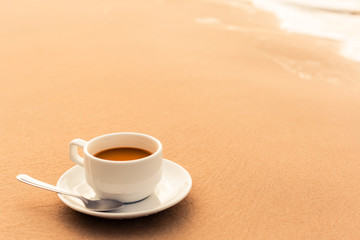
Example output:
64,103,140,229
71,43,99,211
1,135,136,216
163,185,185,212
16,174,124,212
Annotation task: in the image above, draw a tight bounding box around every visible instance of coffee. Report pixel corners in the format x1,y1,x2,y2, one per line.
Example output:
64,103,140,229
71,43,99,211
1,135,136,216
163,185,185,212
94,147,152,161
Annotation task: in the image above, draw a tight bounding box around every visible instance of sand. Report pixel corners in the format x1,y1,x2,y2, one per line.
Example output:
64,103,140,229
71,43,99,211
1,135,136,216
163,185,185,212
1,0,360,239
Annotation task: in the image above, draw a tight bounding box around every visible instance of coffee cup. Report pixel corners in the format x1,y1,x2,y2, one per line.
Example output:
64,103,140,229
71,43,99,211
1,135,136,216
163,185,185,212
69,132,163,203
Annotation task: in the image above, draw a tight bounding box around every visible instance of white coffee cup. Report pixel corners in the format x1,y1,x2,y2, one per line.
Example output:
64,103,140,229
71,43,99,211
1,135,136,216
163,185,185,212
69,132,163,203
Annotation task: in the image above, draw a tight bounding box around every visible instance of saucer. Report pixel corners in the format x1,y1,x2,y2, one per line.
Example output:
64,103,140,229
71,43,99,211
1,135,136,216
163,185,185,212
56,159,192,219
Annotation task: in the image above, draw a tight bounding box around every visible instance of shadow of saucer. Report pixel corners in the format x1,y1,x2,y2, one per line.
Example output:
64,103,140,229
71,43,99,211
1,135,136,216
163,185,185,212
57,197,193,238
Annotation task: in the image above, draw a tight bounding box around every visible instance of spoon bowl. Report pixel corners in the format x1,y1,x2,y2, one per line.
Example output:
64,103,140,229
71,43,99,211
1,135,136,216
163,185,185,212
16,174,124,212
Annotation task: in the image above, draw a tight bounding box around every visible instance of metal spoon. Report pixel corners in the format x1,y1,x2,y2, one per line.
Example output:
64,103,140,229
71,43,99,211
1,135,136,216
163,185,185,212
16,174,124,212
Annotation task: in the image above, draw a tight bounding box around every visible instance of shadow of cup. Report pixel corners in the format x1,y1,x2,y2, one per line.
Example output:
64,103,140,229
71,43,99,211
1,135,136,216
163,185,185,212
57,196,193,238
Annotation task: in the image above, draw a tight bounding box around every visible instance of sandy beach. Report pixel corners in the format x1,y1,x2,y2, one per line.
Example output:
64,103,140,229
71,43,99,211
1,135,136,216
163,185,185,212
1,0,360,239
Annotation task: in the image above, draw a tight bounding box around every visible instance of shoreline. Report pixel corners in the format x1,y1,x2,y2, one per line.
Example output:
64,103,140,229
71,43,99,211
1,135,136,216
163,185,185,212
247,0,360,62
199,0,360,90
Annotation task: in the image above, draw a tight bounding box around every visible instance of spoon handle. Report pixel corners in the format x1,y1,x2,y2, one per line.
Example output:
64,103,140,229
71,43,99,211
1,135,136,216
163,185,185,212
16,174,81,199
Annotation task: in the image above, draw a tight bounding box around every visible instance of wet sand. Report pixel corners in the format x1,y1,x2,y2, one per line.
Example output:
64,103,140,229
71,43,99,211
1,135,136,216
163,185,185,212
1,0,360,239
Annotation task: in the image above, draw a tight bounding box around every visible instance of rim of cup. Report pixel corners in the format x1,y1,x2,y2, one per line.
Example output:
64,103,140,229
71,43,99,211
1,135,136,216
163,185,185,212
83,132,162,164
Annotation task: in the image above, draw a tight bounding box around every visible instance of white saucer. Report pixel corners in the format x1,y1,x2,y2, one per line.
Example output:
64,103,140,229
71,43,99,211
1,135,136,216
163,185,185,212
56,159,192,219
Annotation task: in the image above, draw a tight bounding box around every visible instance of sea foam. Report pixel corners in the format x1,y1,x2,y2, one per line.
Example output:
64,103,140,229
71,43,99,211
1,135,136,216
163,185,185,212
251,0,360,62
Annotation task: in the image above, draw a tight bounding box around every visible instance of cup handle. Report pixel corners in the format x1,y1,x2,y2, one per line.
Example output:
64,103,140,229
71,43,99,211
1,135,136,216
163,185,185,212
69,139,87,167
